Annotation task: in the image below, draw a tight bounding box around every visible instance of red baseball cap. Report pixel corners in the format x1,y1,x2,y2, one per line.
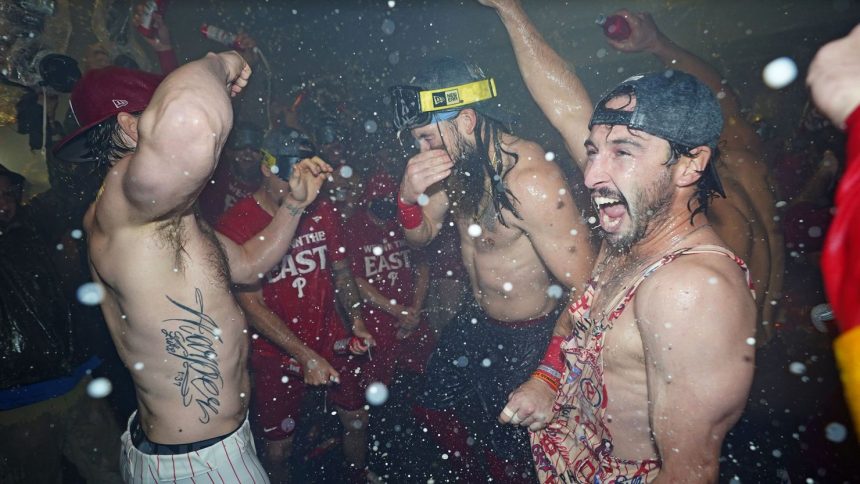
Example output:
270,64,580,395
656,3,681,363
54,66,163,163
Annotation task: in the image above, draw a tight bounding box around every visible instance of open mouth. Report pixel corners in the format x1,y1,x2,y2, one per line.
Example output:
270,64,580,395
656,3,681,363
592,195,627,232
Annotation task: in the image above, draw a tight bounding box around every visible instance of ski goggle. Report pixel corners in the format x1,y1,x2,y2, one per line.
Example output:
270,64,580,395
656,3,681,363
389,78,497,131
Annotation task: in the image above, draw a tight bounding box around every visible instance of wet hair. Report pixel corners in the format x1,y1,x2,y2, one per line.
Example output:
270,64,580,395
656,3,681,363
86,112,141,166
440,111,521,227
664,142,723,223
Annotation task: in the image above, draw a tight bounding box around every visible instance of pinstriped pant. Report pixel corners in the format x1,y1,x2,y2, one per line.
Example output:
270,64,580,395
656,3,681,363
120,412,269,483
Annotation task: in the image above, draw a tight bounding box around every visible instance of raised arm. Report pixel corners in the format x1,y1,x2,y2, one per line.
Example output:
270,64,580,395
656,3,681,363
235,287,339,385
605,10,761,154
118,51,250,225
479,0,593,168
635,256,756,482
216,157,332,284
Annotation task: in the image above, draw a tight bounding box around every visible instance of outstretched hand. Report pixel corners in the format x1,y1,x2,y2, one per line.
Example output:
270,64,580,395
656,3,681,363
286,156,333,207
807,24,860,128
499,377,557,431
604,10,663,54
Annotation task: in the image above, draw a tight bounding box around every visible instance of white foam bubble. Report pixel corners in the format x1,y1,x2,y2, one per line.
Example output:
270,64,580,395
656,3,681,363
366,382,389,406
77,282,105,306
87,377,113,399
381,18,396,35
825,422,847,442
762,57,798,89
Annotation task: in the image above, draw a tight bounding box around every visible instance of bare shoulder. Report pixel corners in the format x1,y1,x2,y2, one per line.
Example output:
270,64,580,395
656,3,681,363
635,248,756,336
502,137,567,198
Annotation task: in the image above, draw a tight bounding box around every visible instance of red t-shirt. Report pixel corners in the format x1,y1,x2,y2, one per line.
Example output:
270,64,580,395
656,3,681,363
216,196,348,357
199,163,257,226
346,209,417,330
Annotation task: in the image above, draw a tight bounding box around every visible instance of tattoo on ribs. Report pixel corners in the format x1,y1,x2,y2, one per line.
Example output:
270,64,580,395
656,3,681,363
162,288,225,424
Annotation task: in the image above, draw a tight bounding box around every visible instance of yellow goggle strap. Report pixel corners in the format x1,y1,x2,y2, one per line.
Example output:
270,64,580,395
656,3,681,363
418,78,497,113
261,149,277,168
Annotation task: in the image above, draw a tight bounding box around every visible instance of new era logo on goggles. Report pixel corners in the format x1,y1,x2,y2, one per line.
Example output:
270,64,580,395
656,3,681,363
390,78,498,132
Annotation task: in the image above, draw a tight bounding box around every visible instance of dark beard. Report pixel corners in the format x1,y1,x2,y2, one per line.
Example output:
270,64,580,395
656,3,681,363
604,170,673,254
444,131,489,222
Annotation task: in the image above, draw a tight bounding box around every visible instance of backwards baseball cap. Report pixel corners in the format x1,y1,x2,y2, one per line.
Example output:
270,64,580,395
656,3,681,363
53,66,163,163
590,70,725,196
390,57,514,133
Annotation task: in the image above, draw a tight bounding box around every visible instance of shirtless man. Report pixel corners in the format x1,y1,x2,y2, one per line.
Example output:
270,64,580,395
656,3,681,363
53,52,331,483
479,2,756,480
603,9,784,343
391,57,593,479
483,0,782,343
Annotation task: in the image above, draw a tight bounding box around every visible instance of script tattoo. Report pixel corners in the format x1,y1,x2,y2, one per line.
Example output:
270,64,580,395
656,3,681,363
162,288,225,424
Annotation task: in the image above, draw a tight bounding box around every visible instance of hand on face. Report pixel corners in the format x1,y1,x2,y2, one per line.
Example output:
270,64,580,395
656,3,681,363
399,149,453,204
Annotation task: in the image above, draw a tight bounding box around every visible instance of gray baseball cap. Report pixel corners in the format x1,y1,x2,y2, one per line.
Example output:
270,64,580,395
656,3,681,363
590,70,725,196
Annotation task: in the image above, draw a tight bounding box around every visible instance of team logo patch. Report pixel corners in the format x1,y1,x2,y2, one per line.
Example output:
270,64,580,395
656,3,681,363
432,89,461,108
112,99,129,108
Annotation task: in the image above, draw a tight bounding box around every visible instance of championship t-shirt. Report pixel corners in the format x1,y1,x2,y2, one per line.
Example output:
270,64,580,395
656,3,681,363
216,196,348,357
345,209,416,329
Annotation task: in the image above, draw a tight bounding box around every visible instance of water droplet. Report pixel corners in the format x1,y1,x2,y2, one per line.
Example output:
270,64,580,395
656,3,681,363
545,151,555,162
587,216,597,224
707,277,718,285
87,377,113,398
364,120,378,133
366,382,390,405
467,224,482,237
270,165,280,175
388,0,396,7
71,229,83,239
789,362,807,375
133,362,144,371
281,375,289,383
417,194,430,206
381,18,396,35
762,57,798,89
547,284,563,299
388,50,400,65
808,226,822,238
503,282,513,292
77,282,105,306
281,417,296,433
372,246,383,256
481,358,491,367
745,337,756,346
339,165,353,179
454,356,469,367
825,422,847,442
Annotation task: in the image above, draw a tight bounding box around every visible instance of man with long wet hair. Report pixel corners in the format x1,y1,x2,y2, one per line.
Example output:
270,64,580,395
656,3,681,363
390,57,594,481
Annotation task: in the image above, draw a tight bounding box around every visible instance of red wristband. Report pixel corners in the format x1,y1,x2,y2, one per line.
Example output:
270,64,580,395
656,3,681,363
398,198,423,230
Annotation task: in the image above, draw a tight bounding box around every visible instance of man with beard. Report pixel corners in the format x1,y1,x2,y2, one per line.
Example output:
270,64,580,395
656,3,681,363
391,57,594,480
475,4,756,478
